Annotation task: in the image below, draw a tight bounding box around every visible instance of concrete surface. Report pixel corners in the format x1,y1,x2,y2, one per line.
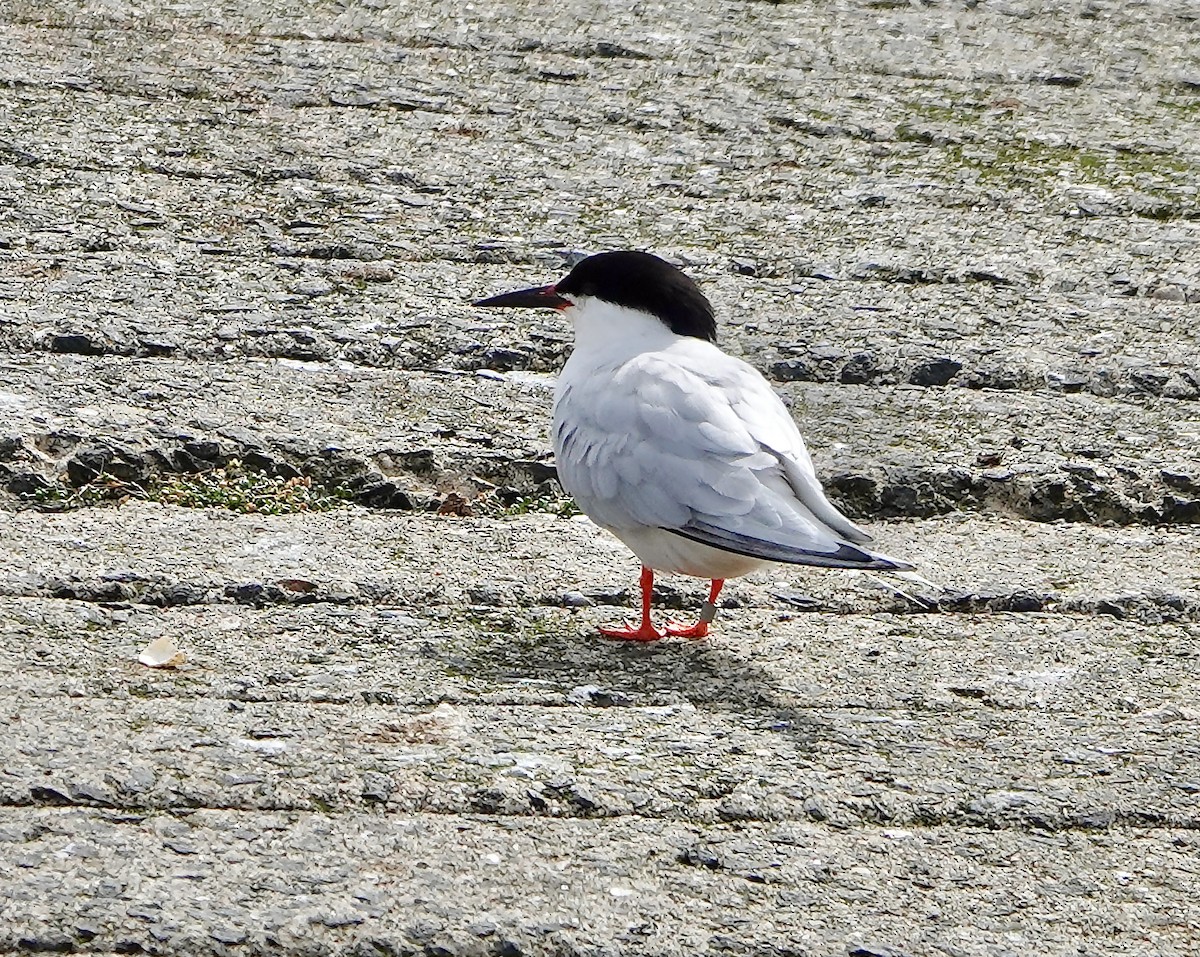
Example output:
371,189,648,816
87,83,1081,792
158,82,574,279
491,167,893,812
2,0,1199,954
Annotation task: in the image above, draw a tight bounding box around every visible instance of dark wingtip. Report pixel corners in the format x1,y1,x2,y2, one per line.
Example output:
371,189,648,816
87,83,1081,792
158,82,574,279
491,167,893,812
669,525,913,571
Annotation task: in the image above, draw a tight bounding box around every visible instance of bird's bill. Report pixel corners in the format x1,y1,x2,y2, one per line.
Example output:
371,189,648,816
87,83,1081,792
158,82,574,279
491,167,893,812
473,284,570,310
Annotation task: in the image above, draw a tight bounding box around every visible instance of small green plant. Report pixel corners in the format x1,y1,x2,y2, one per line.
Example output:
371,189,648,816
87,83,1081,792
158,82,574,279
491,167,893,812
476,492,582,519
32,474,134,509
29,460,352,515
152,463,352,514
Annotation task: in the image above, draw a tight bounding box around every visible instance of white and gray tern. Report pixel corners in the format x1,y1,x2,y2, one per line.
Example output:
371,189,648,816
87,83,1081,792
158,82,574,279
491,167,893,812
476,251,913,641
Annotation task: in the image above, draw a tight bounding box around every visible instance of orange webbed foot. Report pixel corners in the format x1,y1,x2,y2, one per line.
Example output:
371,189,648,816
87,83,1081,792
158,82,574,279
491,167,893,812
598,621,666,642
664,619,710,639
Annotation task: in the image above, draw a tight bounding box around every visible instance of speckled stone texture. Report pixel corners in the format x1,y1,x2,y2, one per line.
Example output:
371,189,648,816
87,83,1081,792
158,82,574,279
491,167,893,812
1,0,1199,954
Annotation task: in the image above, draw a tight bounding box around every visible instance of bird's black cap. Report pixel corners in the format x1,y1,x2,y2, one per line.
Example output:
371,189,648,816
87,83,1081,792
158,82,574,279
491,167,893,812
474,251,717,344
556,251,717,343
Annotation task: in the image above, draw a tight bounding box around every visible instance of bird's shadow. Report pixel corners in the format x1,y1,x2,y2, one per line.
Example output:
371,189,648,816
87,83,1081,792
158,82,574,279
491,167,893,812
442,608,840,750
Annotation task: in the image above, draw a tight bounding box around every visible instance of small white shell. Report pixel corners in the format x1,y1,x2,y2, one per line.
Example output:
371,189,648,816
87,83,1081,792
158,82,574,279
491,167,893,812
137,636,187,668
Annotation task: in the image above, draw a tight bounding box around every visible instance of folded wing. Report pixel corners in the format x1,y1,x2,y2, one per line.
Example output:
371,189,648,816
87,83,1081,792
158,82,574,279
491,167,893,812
552,345,912,572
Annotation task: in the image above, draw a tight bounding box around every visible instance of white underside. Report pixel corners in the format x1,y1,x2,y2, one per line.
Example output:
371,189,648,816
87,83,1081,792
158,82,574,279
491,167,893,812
608,524,767,579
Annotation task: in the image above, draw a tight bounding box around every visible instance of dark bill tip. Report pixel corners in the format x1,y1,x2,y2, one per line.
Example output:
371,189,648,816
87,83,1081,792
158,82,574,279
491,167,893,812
473,284,569,310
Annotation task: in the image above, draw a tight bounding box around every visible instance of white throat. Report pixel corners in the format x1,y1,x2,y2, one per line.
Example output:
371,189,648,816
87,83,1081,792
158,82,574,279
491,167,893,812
563,296,680,360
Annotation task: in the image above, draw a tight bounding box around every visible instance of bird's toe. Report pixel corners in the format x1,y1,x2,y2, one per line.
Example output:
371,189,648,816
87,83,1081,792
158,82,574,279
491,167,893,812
664,619,710,639
598,621,665,642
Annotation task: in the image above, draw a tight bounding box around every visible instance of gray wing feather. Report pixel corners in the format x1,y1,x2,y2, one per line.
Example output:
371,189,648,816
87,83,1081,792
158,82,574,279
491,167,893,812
554,346,901,568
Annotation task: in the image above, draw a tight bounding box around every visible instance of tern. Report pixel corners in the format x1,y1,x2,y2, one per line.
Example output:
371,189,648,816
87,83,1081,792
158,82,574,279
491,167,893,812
475,251,913,641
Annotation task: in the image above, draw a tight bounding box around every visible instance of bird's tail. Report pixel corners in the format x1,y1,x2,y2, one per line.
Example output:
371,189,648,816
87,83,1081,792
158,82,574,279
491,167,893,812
859,569,945,610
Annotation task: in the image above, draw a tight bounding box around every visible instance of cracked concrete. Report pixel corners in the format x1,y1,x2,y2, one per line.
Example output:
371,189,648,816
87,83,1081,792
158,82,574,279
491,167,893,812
2,0,1200,953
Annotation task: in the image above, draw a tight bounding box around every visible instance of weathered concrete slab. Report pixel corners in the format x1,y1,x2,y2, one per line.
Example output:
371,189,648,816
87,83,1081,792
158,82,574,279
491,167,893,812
3,0,1200,399
1,509,1199,953
5,808,1196,957
4,0,1200,953
2,356,1199,524
1,505,1199,617
3,579,1199,824
2,577,1199,954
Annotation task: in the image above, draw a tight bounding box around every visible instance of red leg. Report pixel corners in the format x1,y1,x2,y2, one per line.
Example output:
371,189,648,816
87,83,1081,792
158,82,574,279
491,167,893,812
599,566,664,641
665,579,725,638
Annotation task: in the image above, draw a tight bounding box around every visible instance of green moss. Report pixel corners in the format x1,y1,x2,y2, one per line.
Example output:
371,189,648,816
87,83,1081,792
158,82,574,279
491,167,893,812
1158,96,1200,118
1113,151,1191,176
903,100,984,125
941,138,1194,198
444,611,583,680
475,492,581,519
28,460,353,514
